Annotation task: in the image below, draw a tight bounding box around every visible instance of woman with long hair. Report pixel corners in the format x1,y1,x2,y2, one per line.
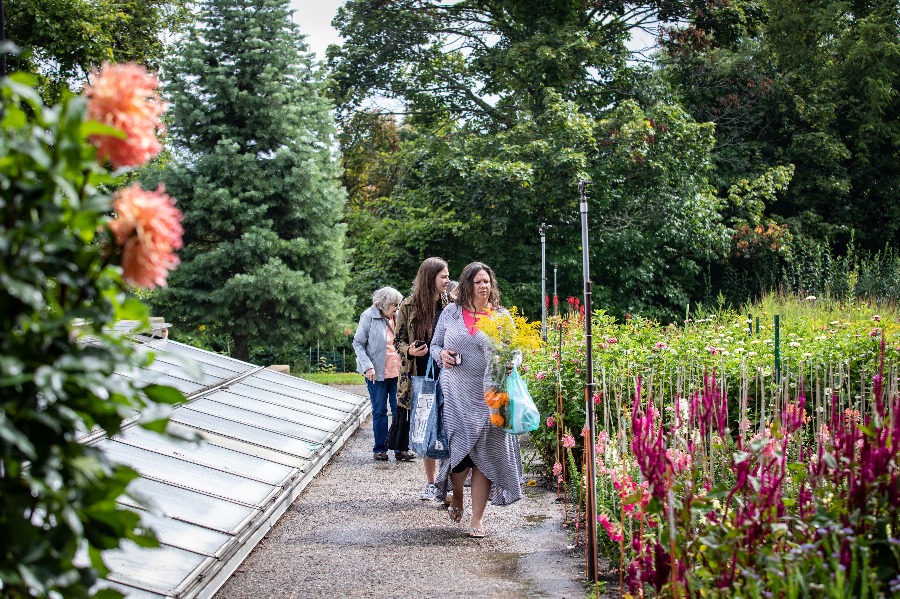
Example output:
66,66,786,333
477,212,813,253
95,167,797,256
393,257,452,494
430,262,523,538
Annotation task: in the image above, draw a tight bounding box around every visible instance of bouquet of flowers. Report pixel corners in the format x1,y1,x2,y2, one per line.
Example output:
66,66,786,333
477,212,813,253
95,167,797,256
475,307,542,428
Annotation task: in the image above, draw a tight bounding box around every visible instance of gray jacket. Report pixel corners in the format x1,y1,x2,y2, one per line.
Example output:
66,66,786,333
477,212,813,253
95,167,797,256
353,305,391,381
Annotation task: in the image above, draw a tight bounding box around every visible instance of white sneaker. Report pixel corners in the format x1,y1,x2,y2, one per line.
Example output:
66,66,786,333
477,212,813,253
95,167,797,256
419,483,438,501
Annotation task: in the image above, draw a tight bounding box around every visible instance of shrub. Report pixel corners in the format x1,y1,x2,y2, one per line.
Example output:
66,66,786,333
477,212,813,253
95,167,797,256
0,64,184,597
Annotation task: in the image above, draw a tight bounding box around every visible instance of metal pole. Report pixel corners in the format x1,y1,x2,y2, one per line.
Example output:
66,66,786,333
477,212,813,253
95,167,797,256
579,179,598,583
1,0,7,78
553,263,558,317
539,223,549,341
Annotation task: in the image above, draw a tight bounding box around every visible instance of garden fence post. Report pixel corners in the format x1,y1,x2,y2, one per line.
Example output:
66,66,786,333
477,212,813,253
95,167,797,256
578,179,599,583
774,315,781,384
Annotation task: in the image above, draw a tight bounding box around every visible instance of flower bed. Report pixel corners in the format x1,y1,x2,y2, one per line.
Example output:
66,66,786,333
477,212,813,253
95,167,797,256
522,296,900,595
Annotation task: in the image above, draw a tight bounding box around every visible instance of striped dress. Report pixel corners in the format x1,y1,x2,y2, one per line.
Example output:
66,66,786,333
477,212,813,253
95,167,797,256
430,304,524,506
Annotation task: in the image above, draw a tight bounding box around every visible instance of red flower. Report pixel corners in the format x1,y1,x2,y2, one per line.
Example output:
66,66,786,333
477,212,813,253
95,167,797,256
85,62,167,168
110,184,183,289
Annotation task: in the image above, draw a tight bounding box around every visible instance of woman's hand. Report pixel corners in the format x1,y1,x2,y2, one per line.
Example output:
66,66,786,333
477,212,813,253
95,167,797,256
364,368,376,382
440,349,458,369
408,342,428,357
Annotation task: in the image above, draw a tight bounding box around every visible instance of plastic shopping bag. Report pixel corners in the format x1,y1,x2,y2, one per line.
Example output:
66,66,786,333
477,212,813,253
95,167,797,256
502,367,540,435
409,359,450,459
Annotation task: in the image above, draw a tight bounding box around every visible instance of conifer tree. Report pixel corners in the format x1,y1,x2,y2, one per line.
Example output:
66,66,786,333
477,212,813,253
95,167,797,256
152,0,350,361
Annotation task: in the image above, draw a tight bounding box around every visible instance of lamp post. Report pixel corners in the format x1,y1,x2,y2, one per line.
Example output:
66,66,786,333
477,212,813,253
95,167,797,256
539,223,550,341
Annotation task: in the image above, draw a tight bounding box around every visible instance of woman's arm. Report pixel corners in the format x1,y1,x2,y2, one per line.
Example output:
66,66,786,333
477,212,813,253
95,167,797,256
429,307,448,365
394,301,413,357
352,310,374,374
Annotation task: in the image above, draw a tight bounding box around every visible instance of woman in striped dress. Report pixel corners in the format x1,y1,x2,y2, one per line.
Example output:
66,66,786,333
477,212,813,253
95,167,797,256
430,262,523,538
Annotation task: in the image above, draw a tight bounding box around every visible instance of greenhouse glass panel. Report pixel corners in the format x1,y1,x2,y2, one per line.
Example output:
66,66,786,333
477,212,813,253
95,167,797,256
115,427,296,485
186,399,331,443
168,409,319,458
100,441,276,507
121,478,256,535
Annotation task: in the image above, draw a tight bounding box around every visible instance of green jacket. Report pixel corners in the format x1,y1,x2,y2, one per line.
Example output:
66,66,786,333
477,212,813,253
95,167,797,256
393,292,449,408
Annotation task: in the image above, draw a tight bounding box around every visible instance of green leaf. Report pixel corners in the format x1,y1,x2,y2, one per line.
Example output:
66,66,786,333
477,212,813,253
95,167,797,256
80,120,127,139
141,384,186,406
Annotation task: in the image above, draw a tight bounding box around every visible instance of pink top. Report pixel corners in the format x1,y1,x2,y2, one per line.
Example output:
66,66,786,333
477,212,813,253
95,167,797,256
462,308,492,336
384,317,401,378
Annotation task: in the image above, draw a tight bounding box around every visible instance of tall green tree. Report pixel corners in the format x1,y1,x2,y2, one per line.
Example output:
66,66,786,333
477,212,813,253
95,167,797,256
149,0,350,361
661,0,900,251
3,0,192,102
330,1,730,320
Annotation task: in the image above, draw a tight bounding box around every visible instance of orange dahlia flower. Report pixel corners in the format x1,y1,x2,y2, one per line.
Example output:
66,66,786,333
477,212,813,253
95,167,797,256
85,62,167,168
110,184,183,289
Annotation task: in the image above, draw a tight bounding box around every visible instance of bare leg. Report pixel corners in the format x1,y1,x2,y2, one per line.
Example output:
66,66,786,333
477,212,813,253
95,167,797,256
424,457,437,484
449,468,468,515
469,466,491,531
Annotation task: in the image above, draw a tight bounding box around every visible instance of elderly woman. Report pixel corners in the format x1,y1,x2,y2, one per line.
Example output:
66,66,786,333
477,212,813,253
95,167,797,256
430,262,523,538
353,286,410,462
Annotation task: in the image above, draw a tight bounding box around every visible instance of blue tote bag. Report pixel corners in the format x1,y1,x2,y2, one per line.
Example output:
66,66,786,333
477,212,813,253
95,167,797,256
409,358,450,459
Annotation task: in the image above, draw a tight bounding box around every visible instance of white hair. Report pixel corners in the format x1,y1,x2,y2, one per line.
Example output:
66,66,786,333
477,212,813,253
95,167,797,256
372,286,403,310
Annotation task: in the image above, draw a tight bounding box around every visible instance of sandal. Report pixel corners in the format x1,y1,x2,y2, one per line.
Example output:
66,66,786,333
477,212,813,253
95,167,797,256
468,528,486,538
448,505,463,523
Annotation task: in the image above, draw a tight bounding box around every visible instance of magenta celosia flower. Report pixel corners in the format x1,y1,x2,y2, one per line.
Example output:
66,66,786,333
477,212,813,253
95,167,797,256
110,184,183,289
598,514,624,543
85,62,167,168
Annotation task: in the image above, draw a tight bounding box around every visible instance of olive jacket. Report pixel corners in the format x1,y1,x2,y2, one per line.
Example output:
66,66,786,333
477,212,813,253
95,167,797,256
393,292,449,409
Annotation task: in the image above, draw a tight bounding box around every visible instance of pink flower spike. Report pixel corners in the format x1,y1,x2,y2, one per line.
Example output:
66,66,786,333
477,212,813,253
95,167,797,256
110,184,183,289
85,62,167,168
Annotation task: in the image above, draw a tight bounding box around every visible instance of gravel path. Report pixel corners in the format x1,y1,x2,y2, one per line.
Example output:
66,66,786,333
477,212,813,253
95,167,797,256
215,385,589,599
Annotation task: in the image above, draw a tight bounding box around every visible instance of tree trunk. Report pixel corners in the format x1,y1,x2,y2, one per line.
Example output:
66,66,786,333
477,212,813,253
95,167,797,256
233,333,249,362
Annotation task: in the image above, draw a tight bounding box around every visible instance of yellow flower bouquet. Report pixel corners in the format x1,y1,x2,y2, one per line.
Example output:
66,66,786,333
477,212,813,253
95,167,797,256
476,307,542,430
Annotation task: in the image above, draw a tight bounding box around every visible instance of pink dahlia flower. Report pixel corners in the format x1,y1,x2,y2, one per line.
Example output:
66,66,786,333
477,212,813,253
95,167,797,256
110,184,183,289
85,62,167,168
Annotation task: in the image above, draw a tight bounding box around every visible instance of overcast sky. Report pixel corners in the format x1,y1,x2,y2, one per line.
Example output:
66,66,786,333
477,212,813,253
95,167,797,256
289,1,344,61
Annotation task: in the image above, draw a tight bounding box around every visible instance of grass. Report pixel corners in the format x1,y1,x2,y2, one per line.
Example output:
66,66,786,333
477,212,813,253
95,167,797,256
295,372,365,385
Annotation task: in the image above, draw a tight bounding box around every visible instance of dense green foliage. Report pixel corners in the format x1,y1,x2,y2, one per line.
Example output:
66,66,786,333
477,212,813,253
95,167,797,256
3,0,191,102
328,0,900,322
148,0,351,361
661,0,900,251
330,1,738,320
0,73,183,598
